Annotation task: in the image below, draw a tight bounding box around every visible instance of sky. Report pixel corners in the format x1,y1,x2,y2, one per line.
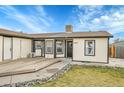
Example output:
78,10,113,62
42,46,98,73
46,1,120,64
0,5,124,34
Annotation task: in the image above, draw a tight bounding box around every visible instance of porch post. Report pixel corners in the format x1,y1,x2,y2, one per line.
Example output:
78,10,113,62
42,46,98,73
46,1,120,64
54,39,56,58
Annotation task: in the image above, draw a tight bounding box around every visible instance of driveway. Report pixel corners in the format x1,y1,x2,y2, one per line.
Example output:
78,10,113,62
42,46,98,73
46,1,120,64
109,58,124,67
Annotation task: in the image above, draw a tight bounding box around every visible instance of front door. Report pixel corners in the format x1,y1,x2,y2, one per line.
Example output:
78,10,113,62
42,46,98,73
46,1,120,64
67,41,72,57
4,37,12,60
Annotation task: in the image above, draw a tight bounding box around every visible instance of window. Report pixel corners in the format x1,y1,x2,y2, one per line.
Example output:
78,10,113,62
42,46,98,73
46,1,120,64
35,41,42,49
56,41,64,54
85,40,95,56
45,40,53,54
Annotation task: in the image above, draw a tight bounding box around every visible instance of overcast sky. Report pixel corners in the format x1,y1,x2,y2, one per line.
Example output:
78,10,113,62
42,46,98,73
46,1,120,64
0,5,124,34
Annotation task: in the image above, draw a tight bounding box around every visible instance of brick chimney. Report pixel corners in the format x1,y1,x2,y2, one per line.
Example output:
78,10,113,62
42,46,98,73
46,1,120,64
65,25,73,33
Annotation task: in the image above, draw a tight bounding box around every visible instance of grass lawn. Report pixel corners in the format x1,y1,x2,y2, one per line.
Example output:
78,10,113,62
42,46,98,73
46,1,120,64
33,66,124,87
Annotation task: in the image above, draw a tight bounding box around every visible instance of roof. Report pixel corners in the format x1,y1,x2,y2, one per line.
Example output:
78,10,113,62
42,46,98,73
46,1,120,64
31,31,113,39
0,28,32,38
0,28,113,39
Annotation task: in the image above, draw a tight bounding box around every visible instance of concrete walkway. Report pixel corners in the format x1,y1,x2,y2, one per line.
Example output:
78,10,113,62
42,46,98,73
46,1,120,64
0,57,61,77
0,58,70,86
71,58,124,68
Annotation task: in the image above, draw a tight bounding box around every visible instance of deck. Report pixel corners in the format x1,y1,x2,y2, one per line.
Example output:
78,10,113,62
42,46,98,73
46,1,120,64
0,57,70,86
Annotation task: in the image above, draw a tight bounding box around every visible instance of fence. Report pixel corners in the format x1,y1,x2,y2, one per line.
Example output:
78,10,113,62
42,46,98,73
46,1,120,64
109,45,124,58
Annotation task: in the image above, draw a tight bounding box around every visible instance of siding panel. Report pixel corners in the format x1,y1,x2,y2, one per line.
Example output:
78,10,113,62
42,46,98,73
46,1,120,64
21,39,32,58
13,38,21,59
13,38,32,59
73,38,108,63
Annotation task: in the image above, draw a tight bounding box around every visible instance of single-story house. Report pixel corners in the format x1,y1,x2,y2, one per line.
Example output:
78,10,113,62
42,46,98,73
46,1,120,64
0,25,113,63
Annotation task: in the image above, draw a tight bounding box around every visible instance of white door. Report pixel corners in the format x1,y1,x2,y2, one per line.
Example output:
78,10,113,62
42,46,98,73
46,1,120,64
4,37,12,60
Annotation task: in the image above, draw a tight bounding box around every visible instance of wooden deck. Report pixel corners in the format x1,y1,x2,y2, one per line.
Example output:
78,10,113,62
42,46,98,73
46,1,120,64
0,57,61,77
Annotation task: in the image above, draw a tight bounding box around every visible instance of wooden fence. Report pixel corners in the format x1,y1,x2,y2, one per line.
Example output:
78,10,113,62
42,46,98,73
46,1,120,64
109,45,124,58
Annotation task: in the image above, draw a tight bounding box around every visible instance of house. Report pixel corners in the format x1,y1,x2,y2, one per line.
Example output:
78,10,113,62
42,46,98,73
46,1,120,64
109,41,124,58
0,25,113,63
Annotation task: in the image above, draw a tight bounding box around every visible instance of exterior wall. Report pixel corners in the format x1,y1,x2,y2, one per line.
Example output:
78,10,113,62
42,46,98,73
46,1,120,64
56,54,65,57
0,36,3,62
45,54,54,58
13,38,21,60
13,37,32,59
20,38,32,58
73,38,108,63
3,37,12,60
45,39,54,58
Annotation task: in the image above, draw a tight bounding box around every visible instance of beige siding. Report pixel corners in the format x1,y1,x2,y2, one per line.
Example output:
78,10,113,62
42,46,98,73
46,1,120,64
20,38,32,58
45,54,54,58
13,38,21,60
56,54,64,57
3,37,12,60
13,38,32,59
0,36,3,62
73,38,108,63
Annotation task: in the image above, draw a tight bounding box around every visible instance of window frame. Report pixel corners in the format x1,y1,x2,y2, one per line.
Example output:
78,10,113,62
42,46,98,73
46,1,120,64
84,40,95,56
45,40,53,54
